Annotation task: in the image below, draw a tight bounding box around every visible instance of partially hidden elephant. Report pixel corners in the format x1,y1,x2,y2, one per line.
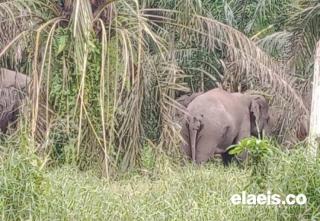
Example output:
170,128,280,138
181,88,270,164
0,68,30,90
0,68,30,133
0,88,22,133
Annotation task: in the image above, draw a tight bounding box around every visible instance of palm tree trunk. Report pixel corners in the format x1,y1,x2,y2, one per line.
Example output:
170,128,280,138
308,40,320,158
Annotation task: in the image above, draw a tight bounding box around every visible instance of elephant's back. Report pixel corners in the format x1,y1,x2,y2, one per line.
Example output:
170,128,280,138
187,92,236,149
186,88,240,131
187,88,229,113
187,93,233,126
203,88,248,117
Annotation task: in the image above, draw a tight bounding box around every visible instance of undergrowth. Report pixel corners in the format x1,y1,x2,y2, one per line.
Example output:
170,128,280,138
0,142,319,220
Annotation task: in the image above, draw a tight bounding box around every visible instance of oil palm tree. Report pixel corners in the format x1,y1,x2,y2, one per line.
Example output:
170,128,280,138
254,0,320,144
0,0,313,175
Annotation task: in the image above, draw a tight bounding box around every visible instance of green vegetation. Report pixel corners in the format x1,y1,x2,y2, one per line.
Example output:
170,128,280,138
1,144,320,220
1,0,320,220
0,0,318,170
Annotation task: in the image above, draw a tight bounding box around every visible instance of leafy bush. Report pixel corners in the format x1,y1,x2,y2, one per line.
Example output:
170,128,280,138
228,137,274,187
228,137,274,163
227,137,320,220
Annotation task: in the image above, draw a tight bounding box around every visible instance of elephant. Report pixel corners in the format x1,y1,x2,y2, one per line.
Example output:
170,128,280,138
0,68,30,133
0,68,31,90
181,88,270,164
0,87,23,133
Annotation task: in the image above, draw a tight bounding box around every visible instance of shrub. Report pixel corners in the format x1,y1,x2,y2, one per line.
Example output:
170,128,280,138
228,137,275,188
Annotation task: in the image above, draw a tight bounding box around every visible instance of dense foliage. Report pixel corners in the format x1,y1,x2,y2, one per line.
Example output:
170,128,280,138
0,0,318,172
0,0,320,219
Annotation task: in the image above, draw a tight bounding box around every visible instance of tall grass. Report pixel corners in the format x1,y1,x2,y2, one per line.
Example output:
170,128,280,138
0,148,47,220
0,143,319,220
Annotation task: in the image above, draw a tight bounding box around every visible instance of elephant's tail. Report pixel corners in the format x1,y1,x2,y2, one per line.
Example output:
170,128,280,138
187,114,203,163
189,123,198,163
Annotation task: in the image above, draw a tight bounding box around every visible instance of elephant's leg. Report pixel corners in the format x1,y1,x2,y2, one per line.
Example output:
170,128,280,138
222,152,233,166
233,120,251,162
221,134,242,166
195,136,218,164
221,123,250,166
196,125,235,165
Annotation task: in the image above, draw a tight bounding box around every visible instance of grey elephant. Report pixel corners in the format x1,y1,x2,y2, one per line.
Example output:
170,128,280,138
0,68,30,133
0,68,30,90
0,87,22,133
181,88,270,164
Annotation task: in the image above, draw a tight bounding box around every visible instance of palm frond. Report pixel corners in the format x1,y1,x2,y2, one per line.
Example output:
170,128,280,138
286,1,320,76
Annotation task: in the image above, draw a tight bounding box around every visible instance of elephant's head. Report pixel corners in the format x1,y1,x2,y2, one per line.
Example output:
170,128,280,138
249,95,270,138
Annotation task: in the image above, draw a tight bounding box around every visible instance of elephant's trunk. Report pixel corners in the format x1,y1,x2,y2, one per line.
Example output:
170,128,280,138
189,127,197,163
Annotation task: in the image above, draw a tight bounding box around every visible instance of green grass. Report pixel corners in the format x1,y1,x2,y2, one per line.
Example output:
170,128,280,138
0,148,319,221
